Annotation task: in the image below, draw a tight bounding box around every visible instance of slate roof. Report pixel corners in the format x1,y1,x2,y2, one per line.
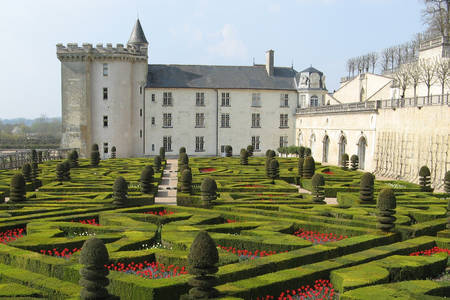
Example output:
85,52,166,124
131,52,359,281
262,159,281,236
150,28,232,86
128,19,148,45
146,64,298,90
299,66,323,75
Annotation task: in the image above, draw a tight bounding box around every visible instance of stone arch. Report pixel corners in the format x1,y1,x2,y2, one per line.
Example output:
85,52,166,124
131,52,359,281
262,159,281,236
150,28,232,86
322,134,330,163
309,133,316,155
297,131,304,146
338,134,347,165
357,135,367,170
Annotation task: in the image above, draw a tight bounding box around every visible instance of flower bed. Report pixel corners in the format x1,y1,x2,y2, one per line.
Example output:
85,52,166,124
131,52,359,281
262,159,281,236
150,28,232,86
143,209,174,216
0,228,25,244
257,279,335,300
217,245,287,261
199,168,217,173
323,171,335,175
106,261,187,279
409,247,450,256
73,218,100,226
226,219,237,223
243,185,265,188
39,247,80,259
293,229,347,245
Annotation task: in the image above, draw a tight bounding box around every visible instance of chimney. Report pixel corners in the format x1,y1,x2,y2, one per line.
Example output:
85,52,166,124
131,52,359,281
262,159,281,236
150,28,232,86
265,50,274,76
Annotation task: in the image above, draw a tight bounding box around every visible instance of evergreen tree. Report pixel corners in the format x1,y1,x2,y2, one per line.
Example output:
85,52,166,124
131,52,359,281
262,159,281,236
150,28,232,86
304,148,312,157
56,163,65,182
298,157,304,177
31,162,41,189
140,165,154,194
246,145,254,157
154,156,162,172
180,169,193,193
311,173,326,204
10,174,26,203
31,149,38,163
79,238,111,300
299,146,305,158
22,163,32,183
62,160,71,181
444,170,450,194
268,158,279,184
200,178,217,208
159,147,166,161
68,150,79,167
90,144,100,167
179,147,186,154
377,188,396,233
112,176,128,207
240,149,248,165
350,155,359,171
38,151,43,163
302,156,315,179
186,231,219,299
225,145,232,157
360,172,375,202
419,165,432,192
111,146,116,159
341,153,349,170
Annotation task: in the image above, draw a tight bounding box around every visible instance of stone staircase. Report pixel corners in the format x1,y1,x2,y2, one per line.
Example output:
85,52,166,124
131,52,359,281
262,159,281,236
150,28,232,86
154,159,178,205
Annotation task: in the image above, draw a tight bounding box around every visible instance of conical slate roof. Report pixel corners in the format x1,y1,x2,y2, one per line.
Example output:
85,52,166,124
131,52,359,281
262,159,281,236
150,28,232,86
128,19,148,45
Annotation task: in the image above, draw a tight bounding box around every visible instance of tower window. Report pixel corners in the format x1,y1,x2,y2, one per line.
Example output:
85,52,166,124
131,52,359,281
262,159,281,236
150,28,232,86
252,136,260,151
151,117,155,125
140,129,142,138
220,113,230,128
310,95,319,107
195,113,205,128
103,88,108,100
195,136,205,152
140,109,142,117
251,113,260,128
163,113,172,127
103,64,108,76
103,115,108,127
279,136,288,148
152,94,155,102
103,142,108,154
280,114,288,128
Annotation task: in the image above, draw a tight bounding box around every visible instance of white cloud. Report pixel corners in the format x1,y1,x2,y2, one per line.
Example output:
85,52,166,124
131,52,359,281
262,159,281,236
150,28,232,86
207,24,248,59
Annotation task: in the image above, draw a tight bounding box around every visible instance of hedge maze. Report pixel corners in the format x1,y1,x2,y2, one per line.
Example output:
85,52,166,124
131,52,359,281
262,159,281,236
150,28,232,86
0,153,447,299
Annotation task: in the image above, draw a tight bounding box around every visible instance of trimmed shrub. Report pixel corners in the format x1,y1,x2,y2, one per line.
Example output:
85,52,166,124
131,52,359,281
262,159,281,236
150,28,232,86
140,165,154,194
304,147,312,157
68,150,79,167
200,178,217,208
186,231,219,299
225,145,232,157
418,166,432,192
341,153,349,170
56,163,65,182
159,147,166,161
268,159,280,184
10,174,26,202
22,163,32,182
111,146,116,159
38,151,43,163
112,176,128,207
180,169,193,193
268,150,276,158
31,149,38,163
246,145,254,157
303,156,315,179
240,149,248,165
154,156,162,172
31,162,41,188
444,170,450,193
79,238,111,300
377,188,396,232
350,154,359,171
299,146,305,158
62,160,71,181
90,144,100,167
265,157,272,177
311,173,326,204
360,172,375,202
179,147,186,154
298,157,304,177
179,152,189,167
179,164,191,174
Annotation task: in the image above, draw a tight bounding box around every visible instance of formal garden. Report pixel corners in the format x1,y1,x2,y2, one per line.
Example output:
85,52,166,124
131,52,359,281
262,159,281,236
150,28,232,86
0,146,448,299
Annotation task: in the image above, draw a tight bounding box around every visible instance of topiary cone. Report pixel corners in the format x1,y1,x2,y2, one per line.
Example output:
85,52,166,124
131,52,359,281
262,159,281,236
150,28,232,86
444,171,450,194
154,156,162,172
31,162,41,189
62,160,71,181
69,150,79,167
377,188,396,232
110,146,116,159
10,174,26,203
112,176,128,207
350,154,359,171
91,144,100,167
159,147,166,161
268,159,280,184
304,148,311,157
419,165,432,192
311,173,326,204
31,149,38,163
225,145,232,157
186,231,219,299
240,149,248,165
302,156,315,179
140,165,154,194
201,178,217,208
79,238,111,300
359,172,375,202
22,163,32,182
56,163,65,182
179,147,186,154
246,145,254,157
341,153,349,170
180,169,193,193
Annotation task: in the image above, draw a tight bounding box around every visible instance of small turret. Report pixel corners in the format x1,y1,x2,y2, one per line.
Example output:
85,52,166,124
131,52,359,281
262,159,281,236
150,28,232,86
128,19,148,47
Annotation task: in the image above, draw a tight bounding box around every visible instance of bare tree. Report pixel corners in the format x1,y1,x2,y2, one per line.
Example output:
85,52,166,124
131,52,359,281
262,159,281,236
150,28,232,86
419,58,437,99
389,47,396,71
394,65,411,99
369,52,378,73
356,56,363,74
364,55,370,72
435,57,450,96
381,48,391,72
408,40,419,62
406,61,422,99
422,0,450,38
346,59,353,78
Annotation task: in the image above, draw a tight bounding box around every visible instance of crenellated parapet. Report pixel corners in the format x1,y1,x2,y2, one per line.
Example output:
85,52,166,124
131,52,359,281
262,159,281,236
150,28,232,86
56,42,147,62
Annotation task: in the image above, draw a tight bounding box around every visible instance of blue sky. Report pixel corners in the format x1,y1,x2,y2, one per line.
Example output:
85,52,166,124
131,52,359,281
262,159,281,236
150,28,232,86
0,0,426,119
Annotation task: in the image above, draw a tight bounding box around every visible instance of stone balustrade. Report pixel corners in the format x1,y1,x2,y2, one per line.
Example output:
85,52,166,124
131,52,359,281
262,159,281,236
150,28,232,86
0,148,77,170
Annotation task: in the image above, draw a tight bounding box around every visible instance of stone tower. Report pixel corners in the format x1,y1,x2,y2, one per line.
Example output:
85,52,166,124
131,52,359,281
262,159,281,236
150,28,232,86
57,19,148,158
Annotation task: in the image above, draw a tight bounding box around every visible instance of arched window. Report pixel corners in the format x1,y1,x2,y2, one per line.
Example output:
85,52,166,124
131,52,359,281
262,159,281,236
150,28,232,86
310,95,319,107
358,136,367,170
338,135,347,165
322,135,329,163
310,134,316,155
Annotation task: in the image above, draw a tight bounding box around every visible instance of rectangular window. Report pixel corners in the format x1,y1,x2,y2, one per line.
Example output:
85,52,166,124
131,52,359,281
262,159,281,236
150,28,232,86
220,113,230,128
163,113,172,127
251,113,261,128
163,92,172,106
279,136,288,148
300,95,306,108
221,92,230,106
195,136,205,152
152,94,155,102
140,129,142,138
152,144,155,151
280,114,288,128
251,93,261,107
151,117,155,125
252,136,260,151
103,88,108,100
196,92,205,106
220,145,225,153
103,63,108,76
163,136,172,152
195,113,205,128
140,109,142,117
140,86,143,95
280,94,289,107
103,115,108,127
103,142,108,154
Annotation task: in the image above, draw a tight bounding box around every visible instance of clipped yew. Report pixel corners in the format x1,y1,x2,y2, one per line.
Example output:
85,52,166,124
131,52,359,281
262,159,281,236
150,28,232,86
62,160,71,181
31,149,38,163
111,146,116,159
159,147,166,161
360,172,375,202
246,145,254,157
299,146,305,158
377,188,396,233
225,145,232,157
303,156,315,179
186,231,219,299
22,163,32,182
154,156,162,172
38,151,43,163
31,162,41,188
180,169,193,193
304,147,312,157
179,147,186,154
419,165,432,192
268,158,279,184
201,178,217,208
140,165,154,194
311,173,326,204
68,150,79,167
445,171,450,194
56,163,65,182
240,149,248,165
90,144,100,167
79,238,111,300
10,174,26,203
350,154,359,171
112,176,128,207
298,157,304,177
179,152,189,167
341,153,349,170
